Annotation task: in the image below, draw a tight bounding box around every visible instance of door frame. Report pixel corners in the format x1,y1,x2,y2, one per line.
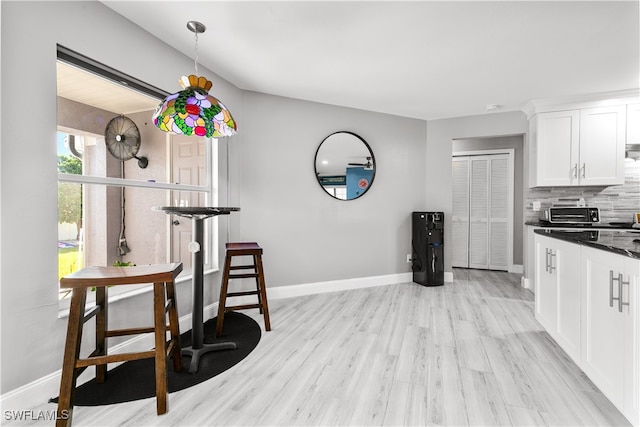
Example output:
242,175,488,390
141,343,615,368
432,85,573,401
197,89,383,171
452,148,515,272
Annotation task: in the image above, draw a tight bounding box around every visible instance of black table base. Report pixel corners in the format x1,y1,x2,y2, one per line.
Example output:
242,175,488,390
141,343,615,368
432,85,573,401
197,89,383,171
156,206,240,373
181,341,237,374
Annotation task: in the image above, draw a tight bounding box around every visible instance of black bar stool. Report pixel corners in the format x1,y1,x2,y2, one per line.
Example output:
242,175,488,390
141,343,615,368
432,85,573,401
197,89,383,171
216,242,271,337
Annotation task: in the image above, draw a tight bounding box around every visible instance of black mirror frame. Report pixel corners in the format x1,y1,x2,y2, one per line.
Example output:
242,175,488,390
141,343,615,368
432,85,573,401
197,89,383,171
314,131,376,201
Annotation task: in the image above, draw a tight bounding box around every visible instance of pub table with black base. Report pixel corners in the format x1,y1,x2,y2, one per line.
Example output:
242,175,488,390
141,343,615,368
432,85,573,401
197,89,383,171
155,206,240,373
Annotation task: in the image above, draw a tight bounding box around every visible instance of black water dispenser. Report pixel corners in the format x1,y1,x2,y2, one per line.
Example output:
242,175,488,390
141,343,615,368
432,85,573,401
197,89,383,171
411,211,444,286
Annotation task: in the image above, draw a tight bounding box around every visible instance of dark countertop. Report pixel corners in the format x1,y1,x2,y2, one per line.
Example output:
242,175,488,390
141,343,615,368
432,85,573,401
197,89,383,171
533,228,640,260
526,221,639,230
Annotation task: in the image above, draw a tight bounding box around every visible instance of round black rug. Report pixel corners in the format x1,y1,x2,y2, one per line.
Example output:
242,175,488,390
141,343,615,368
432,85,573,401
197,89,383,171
50,312,261,406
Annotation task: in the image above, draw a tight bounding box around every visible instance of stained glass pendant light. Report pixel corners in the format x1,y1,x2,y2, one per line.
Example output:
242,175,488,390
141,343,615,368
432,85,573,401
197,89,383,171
153,21,237,138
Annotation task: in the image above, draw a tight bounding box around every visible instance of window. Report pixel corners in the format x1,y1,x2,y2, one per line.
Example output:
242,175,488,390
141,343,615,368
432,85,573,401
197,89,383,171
57,46,217,304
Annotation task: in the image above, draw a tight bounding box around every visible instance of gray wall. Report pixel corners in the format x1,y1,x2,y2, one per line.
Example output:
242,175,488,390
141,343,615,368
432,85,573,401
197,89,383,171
452,135,525,265
0,0,530,396
426,112,529,271
235,91,427,287
0,1,428,394
0,1,242,393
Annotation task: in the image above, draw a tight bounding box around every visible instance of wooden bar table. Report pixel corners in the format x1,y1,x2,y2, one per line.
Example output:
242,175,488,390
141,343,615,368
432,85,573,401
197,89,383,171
155,207,240,373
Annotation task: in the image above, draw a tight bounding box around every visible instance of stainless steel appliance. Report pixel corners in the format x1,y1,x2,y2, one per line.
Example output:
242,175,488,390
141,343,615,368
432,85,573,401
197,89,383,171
539,206,600,224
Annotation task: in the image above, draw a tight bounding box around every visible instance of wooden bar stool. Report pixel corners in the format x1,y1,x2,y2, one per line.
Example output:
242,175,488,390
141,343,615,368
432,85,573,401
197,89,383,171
216,242,271,337
56,263,183,427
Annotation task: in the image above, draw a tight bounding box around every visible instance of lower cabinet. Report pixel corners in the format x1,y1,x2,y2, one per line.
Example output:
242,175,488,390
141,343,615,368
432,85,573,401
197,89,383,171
535,234,581,362
535,239,639,426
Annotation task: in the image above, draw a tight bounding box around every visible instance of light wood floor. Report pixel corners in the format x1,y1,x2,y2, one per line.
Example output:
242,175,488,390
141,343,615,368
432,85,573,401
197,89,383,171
25,269,630,426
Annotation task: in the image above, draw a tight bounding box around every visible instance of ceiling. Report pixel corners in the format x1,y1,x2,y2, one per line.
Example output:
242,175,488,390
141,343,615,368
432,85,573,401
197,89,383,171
98,1,638,121
57,61,161,114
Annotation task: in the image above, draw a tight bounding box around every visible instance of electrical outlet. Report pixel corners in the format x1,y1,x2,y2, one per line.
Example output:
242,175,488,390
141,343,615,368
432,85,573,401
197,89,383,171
407,254,412,263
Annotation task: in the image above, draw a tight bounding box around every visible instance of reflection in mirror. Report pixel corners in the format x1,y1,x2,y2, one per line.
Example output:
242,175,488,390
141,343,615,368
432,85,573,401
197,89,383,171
314,131,376,200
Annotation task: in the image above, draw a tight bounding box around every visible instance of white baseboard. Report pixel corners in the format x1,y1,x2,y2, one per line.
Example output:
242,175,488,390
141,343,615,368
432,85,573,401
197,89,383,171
0,308,213,414
510,264,524,274
0,270,438,411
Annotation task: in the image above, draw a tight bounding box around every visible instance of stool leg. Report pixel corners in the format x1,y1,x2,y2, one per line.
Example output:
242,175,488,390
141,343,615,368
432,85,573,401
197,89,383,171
165,279,182,372
153,282,168,415
255,254,271,331
253,254,264,315
95,286,107,383
57,288,87,427
215,253,232,338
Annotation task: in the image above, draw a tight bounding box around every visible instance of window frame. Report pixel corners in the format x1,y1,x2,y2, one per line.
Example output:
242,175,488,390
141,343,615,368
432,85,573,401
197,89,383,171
56,46,220,313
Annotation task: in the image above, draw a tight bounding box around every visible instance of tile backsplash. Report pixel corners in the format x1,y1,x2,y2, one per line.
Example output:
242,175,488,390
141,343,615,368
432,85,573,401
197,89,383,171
525,159,640,223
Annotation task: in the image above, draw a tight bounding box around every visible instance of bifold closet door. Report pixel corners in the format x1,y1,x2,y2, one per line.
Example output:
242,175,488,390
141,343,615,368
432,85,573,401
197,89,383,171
488,157,508,270
469,158,489,269
452,154,509,271
452,158,470,268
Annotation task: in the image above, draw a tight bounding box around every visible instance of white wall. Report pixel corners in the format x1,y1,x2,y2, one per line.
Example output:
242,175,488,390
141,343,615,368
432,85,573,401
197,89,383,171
426,112,529,271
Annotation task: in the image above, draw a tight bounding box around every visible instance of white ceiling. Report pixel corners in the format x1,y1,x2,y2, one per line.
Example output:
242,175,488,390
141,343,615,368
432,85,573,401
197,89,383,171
57,61,161,114
101,1,639,121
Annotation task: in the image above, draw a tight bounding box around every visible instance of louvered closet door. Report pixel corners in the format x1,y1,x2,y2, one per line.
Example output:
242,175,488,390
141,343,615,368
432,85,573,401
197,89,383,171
469,158,489,269
489,156,508,270
452,158,470,267
452,153,510,271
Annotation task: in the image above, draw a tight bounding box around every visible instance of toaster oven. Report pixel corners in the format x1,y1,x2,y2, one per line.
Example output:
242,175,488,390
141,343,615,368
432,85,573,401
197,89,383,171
539,207,600,224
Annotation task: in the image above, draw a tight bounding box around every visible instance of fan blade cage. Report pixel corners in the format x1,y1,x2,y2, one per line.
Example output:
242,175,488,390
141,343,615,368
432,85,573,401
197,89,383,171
105,116,142,161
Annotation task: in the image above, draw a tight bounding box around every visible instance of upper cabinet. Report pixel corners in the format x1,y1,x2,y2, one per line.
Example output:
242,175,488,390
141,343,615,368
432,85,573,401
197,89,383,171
529,105,626,187
627,103,640,145
579,106,626,186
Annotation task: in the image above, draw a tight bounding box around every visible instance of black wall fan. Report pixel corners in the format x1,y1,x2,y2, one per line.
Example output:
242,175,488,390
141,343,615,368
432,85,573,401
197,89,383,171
104,115,148,168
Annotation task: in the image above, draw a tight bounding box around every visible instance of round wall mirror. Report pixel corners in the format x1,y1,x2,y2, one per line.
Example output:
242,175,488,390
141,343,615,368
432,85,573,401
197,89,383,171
314,131,376,200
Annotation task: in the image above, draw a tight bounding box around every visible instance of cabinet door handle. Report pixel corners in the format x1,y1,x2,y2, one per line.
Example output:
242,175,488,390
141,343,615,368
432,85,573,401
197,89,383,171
545,249,549,273
610,270,615,307
548,250,556,273
581,163,586,179
610,270,621,309
620,273,630,313
572,164,578,180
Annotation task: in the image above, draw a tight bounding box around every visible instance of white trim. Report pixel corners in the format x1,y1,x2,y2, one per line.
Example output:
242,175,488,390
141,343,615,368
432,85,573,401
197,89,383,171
510,264,524,274
58,173,208,193
522,90,639,119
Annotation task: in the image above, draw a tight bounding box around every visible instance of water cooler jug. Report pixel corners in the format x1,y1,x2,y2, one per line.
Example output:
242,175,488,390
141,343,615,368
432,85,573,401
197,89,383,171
411,211,444,286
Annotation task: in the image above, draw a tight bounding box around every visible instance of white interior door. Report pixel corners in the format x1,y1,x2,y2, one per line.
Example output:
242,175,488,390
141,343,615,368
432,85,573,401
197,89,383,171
452,153,511,271
452,158,470,268
488,156,508,270
469,158,489,269
171,135,206,270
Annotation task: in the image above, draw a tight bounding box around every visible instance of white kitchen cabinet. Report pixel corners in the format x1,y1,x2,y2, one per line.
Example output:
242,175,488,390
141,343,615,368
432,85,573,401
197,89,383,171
579,106,626,186
529,105,626,187
581,247,639,424
534,234,581,363
627,103,640,145
623,256,639,426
